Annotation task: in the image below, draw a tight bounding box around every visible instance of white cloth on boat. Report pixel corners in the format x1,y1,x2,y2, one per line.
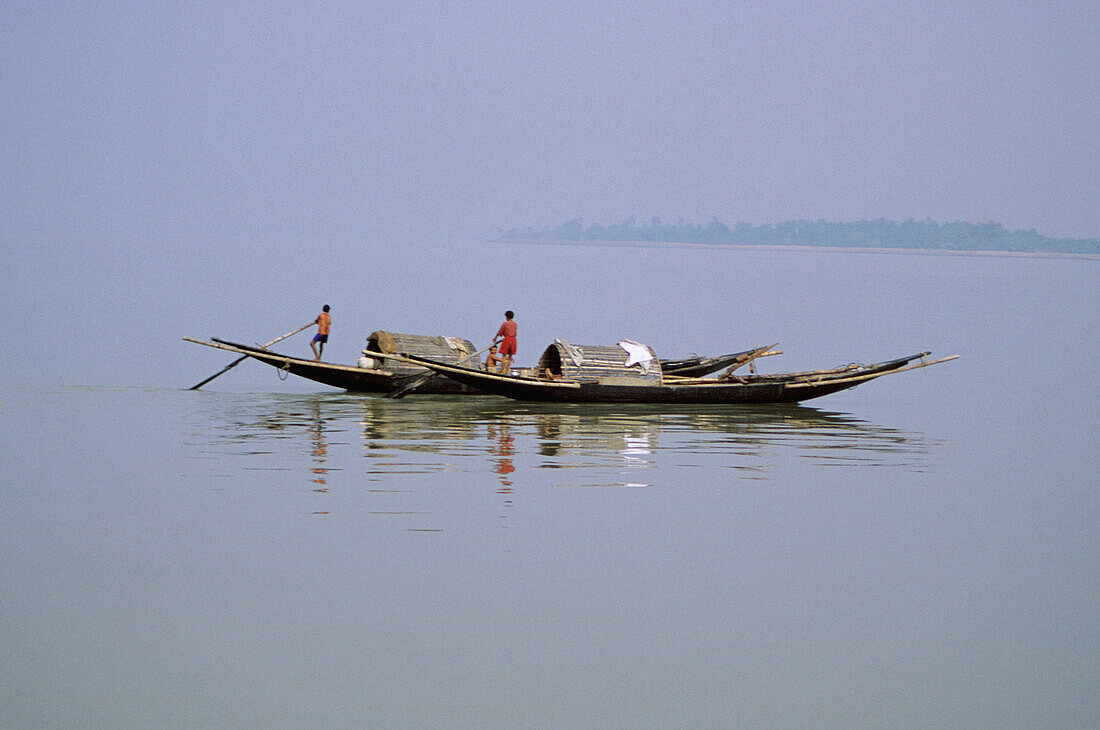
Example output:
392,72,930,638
443,336,468,353
618,340,656,373
556,339,584,366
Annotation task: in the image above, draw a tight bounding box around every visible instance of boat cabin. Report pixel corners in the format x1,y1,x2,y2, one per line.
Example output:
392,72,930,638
362,331,481,376
536,340,663,384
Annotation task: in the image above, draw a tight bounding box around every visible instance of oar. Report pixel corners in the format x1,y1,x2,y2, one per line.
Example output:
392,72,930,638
189,322,314,390
386,341,499,399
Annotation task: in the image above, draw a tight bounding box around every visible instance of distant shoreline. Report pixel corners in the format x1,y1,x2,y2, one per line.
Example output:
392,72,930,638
496,238,1100,261
498,218,1098,256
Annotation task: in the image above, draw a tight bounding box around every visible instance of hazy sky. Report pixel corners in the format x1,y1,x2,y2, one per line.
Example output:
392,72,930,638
2,1,1098,248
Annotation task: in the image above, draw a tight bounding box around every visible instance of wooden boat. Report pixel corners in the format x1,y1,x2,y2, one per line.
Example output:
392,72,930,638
184,330,767,393
392,340,958,404
183,332,488,394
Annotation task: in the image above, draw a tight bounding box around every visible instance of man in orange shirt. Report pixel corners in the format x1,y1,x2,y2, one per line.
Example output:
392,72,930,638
494,310,517,374
311,304,331,361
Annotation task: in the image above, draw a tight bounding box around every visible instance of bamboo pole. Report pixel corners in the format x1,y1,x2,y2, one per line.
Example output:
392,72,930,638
783,355,958,389
386,341,499,399
188,322,314,390
719,343,780,379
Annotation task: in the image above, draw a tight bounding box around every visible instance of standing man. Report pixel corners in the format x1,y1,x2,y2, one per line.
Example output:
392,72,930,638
494,310,517,374
311,304,331,361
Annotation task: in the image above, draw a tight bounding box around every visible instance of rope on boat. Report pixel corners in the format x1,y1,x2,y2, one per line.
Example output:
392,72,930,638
278,360,291,380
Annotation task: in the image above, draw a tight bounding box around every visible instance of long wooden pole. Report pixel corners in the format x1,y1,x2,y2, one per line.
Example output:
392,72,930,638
719,343,780,379
783,354,958,389
385,341,499,399
189,322,314,390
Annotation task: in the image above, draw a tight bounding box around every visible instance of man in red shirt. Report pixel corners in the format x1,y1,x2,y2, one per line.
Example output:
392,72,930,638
494,310,517,373
311,304,331,361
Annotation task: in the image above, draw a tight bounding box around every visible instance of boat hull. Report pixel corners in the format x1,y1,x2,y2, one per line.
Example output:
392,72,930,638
403,352,941,404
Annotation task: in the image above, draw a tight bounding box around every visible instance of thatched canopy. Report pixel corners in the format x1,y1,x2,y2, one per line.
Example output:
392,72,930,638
537,339,662,383
365,331,480,375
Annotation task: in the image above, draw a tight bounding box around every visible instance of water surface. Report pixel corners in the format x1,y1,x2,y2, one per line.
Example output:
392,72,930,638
1,243,1096,727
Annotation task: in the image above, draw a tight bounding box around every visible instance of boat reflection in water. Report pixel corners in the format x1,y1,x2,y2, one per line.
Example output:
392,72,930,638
199,393,938,495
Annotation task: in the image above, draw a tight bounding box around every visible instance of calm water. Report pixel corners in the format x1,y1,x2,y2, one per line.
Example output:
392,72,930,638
1,243,1097,727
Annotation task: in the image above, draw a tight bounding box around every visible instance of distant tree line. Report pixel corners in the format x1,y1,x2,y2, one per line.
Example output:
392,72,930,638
498,217,1099,254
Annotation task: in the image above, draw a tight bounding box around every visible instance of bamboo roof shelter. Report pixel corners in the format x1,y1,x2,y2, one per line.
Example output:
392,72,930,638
536,340,663,383
364,331,481,378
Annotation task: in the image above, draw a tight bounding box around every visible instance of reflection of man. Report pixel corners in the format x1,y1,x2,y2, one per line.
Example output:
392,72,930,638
310,402,328,490
488,422,515,491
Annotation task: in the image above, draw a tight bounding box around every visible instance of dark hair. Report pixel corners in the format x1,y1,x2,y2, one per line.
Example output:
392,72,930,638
323,304,330,312
504,310,514,319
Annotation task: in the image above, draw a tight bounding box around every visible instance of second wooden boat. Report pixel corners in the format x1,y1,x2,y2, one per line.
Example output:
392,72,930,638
393,340,957,404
